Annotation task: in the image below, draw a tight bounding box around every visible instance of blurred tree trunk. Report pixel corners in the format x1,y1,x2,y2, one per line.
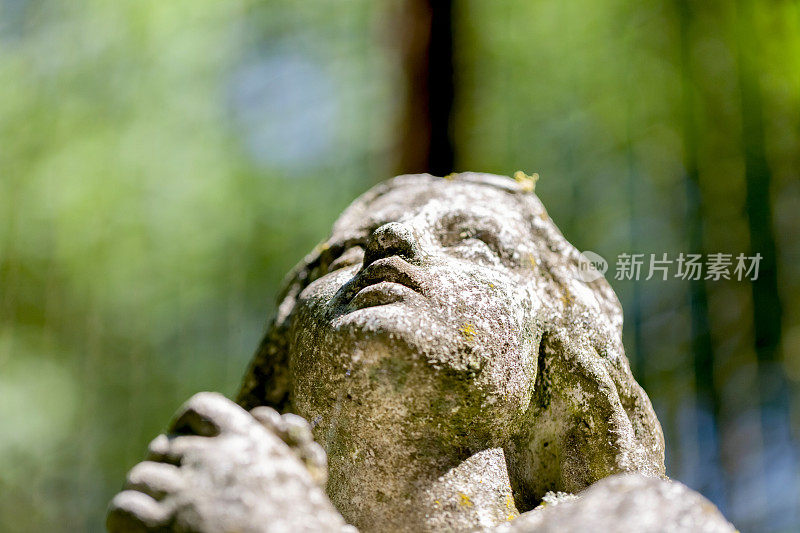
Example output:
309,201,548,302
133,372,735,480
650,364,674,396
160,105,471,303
676,0,726,506
734,0,794,459
393,0,455,176
732,2,799,524
623,103,646,388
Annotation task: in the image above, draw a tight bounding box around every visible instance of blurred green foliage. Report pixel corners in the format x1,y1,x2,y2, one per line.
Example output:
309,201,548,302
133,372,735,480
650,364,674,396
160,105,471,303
0,1,393,529
1,0,799,531
456,2,800,530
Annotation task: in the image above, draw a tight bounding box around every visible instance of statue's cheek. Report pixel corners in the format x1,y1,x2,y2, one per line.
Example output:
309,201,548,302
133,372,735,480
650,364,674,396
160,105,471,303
299,268,353,307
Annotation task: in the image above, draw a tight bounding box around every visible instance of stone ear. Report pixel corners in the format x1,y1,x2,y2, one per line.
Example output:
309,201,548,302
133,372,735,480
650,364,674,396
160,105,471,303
506,328,665,511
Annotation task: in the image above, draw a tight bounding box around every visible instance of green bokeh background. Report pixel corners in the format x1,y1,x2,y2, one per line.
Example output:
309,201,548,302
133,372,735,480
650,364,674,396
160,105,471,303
1,1,798,531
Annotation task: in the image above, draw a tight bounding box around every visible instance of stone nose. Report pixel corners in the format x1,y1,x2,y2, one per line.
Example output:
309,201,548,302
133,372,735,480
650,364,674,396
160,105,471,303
363,222,422,266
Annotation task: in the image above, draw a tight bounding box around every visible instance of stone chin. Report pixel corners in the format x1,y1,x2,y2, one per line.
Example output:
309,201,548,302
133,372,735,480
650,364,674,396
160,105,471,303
329,301,470,372
322,307,533,449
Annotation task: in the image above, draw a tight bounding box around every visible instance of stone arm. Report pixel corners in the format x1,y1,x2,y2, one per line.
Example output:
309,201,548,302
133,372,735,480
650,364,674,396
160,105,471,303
106,392,353,533
507,326,666,509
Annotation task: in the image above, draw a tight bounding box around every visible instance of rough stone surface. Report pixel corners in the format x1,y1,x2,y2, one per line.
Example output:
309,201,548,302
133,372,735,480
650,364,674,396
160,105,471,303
238,173,665,530
493,473,736,533
107,392,351,532
108,173,729,532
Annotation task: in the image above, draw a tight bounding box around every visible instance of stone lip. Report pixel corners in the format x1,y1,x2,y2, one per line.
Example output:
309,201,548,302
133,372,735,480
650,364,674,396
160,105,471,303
347,280,417,310
339,256,425,305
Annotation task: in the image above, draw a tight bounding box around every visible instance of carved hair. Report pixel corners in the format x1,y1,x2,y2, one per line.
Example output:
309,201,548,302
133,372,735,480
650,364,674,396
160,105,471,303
236,173,664,503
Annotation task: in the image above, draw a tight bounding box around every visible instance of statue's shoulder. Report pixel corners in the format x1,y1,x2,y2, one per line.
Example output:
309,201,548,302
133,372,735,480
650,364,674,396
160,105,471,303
495,473,735,533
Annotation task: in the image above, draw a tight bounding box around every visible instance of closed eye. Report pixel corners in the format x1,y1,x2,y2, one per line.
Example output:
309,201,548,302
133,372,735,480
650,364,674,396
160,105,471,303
442,225,503,256
306,241,365,285
468,229,502,254
328,245,364,271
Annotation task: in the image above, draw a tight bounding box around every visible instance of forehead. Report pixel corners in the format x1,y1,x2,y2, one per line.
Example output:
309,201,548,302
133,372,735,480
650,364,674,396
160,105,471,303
331,180,528,238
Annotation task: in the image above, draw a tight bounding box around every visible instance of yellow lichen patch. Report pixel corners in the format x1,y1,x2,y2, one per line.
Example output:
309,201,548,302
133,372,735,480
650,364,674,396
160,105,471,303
528,253,537,268
513,170,539,192
560,289,575,307
443,172,457,180
505,494,519,521
459,493,473,507
460,323,477,340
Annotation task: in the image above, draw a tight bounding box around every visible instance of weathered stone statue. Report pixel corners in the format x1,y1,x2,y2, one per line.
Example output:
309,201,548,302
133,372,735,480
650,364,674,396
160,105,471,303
107,173,734,532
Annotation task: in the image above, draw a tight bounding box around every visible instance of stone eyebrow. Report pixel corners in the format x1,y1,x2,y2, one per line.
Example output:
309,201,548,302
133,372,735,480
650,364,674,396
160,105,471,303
327,235,369,252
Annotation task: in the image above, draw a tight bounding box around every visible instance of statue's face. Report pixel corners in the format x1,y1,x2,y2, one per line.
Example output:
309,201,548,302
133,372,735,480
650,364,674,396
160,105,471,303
290,179,544,450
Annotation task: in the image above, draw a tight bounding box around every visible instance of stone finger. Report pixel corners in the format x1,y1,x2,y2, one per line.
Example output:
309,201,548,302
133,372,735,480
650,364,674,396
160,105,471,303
126,461,185,500
107,490,171,532
250,405,285,434
170,391,253,436
281,413,314,446
146,434,208,465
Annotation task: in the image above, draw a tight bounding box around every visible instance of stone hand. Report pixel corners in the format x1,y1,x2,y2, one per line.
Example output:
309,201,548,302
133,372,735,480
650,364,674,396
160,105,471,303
107,392,351,533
